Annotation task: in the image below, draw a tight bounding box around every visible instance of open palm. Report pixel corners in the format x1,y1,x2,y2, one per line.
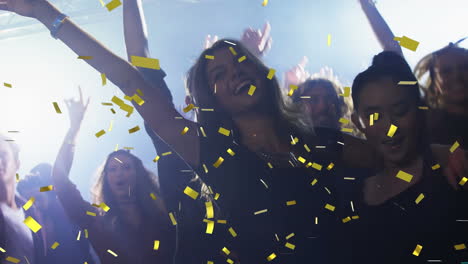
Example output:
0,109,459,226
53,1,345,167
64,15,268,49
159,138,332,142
65,86,90,130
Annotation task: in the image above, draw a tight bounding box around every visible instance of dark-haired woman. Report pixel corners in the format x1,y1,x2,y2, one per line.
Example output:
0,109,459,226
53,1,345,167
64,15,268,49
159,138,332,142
359,0,468,147
51,88,174,264
332,51,468,264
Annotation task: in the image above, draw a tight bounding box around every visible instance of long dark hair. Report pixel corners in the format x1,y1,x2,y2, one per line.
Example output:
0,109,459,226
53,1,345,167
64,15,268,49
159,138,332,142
91,150,166,228
185,39,313,141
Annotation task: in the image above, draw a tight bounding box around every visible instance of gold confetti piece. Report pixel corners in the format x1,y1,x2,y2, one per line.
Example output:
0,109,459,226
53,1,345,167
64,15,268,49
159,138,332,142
286,200,297,206
286,233,295,240
287,85,298,96
396,170,413,183
227,259,234,264
412,244,423,256
214,83,217,94
267,253,277,261
169,212,177,225
370,114,374,126
254,209,268,215
214,193,220,200
304,144,311,152
339,87,350,97
222,247,231,255
238,56,246,62
123,147,134,150
262,0,268,6
201,108,214,111
339,118,349,124
202,164,209,173
398,81,418,85
415,193,425,204
39,185,53,192
248,85,256,96
213,157,224,168
311,162,322,171
315,217,319,224
228,227,237,237
459,177,467,186
16,173,20,182
267,162,273,169
267,68,276,79
208,262,214,264
114,157,122,164
107,249,118,257
153,156,160,162
341,128,353,133
0,247,5,253
454,244,466,250
226,148,235,156
387,124,398,137
275,234,280,241
153,240,160,250
218,127,231,136
285,242,296,250
297,156,306,163
101,102,113,106
162,151,172,156
131,55,160,70
78,56,93,60
198,127,207,138
77,230,82,240
128,126,140,134
53,102,62,114
418,106,429,110
101,73,106,85
110,108,116,114
344,177,355,180
136,89,144,97
149,193,157,201
326,163,335,170
342,216,351,223
108,120,114,132
86,211,97,216
205,55,215,60
181,127,189,135
105,0,121,11
300,96,311,99
51,242,60,249
374,113,379,120
24,216,42,233
182,104,194,113
325,204,335,212
5,257,20,263
132,94,145,106
450,141,460,153
22,197,35,211
290,136,299,145
325,187,331,194
310,179,318,186
85,229,89,238
229,47,237,55
352,215,360,220
184,186,199,200
205,201,214,219
114,144,119,151
4,83,12,88
217,219,226,224
95,130,106,138
327,34,331,46
394,36,419,52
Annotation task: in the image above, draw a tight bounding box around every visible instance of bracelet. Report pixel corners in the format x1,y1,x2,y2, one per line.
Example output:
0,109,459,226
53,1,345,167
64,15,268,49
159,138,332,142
50,13,68,39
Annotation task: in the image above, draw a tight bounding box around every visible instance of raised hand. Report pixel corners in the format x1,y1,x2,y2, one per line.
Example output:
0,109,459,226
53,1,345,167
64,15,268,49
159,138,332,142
284,56,310,88
64,86,90,131
204,34,219,50
0,0,40,18
240,22,272,57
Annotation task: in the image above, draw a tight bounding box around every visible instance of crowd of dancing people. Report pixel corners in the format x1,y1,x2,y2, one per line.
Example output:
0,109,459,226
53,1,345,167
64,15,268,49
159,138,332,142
0,0,467,263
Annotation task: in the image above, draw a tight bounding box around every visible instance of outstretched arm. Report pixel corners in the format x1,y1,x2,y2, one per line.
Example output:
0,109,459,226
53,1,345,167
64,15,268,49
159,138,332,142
123,0,149,59
0,0,200,167
358,0,403,57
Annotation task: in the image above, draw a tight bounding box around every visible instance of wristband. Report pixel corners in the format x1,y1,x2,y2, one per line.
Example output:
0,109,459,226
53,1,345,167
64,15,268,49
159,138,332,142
50,13,68,39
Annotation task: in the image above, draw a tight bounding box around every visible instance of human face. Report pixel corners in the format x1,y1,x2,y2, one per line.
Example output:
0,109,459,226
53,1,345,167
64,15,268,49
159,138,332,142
354,78,421,165
205,47,269,116
105,154,137,200
434,50,468,105
0,141,19,185
302,85,339,128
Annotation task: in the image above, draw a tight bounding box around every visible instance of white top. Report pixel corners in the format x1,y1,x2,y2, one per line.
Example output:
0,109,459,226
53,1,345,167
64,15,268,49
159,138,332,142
0,202,35,264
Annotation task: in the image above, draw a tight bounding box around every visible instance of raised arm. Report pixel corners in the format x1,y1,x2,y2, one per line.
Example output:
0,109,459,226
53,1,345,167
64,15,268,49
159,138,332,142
123,0,149,59
0,0,200,166
358,0,403,57
52,87,96,225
